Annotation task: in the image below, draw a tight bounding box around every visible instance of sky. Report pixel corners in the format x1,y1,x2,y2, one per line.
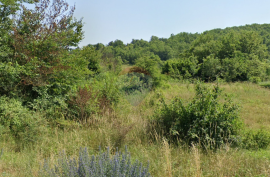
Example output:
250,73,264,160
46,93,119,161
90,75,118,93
59,0,270,47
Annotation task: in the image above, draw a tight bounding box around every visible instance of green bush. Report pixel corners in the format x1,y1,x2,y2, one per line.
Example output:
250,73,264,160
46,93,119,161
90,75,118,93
94,72,121,106
238,129,270,150
135,54,164,88
0,96,46,148
259,81,270,88
0,62,22,97
118,73,153,94
67,86,100,121
154,82,242,149
201,55,221,81
162,56,199,80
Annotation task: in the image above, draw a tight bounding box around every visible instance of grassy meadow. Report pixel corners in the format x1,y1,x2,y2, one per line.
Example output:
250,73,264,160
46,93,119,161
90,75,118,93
1,81,270,177
2,2,270,176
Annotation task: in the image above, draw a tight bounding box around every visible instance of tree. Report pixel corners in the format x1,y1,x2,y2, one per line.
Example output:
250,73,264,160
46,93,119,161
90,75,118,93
0,0,84,102
0,0,36,61
9,0,83,86
108,39,125,48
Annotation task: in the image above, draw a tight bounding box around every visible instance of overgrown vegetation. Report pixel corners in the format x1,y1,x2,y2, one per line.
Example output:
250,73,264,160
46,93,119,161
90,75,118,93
1,0,270,176
154,82,242,149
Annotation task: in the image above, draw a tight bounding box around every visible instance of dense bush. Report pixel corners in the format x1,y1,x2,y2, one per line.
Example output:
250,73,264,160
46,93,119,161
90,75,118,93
39,147,151,177
134,54,164,88
0,96,46,147
154,82,242,149
0,62,23,96
237,129,270,150
94,72,121,107
67,86,100,120
162,56,199,80
118,73,153,94
259,81,270,88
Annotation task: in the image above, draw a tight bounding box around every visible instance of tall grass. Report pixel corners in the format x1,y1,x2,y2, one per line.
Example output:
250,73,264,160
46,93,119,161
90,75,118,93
1,82,270,176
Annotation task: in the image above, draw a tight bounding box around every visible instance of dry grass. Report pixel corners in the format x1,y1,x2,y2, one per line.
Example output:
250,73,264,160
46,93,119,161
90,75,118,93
163,138,172,177
157,81,270,129
1,81,270,176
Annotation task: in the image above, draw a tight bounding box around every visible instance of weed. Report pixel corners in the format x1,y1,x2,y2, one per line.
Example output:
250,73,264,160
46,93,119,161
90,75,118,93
39,146,151,177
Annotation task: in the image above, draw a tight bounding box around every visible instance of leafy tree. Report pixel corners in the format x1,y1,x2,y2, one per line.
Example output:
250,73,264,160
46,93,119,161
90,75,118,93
108,39,125,48
135,54,162,77
131,39,149,48
0,0,36,61
71,46,102,76
201,55,221,81
1,0,84,100
162,56,199,79
89,23,270,82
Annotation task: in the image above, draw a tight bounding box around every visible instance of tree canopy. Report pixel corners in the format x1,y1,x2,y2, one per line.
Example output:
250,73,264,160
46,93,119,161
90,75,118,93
88,23,270,82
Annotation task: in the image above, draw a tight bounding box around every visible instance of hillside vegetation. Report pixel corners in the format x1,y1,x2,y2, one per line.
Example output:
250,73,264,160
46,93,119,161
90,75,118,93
1,0,270,176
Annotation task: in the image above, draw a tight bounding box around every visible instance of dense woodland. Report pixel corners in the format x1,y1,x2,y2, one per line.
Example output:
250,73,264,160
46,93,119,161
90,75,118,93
1,0,270,176
87,23,270,83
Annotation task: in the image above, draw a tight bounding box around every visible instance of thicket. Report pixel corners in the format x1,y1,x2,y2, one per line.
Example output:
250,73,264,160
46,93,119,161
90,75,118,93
90,24,270,83
154,82,243,149
0,0,122,148
0,96,46,148
163,31,270,82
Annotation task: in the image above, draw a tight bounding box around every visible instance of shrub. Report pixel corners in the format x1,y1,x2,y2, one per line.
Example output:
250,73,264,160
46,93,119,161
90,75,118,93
68,86,99,120
39,146,151,177
154,82,242,149
238,129,270,150
118,73,153,94
201,55,221,82
135,54,164,88
0,96,46,148
0,62,22,96
259,81,270,89
94,72,121,107
162,56,199,80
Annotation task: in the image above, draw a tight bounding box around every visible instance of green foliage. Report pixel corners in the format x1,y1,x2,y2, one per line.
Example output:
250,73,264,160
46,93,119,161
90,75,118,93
162,56,199,80
118,73,153,94
90,24,270,83
95,72,121,105
1,0,84,102
67,86,99,120
259,81,270,88
0,62,22,96
108,39,125,48
0,0,36,62
154,82,242,149
135,54,161,76
201,55,221,81
31,71,122,121
93,45,123,74
238,129,270,150
0,96,46,147
118,72,153,106
134,54,165,87
220,54,247,82
70,46,101,76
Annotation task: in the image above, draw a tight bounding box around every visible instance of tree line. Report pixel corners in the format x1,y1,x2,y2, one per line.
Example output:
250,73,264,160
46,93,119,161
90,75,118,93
89,24,270,83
